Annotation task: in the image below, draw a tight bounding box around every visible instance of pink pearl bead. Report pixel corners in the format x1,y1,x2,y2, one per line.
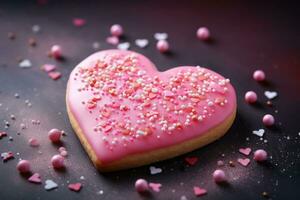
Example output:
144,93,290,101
60,150,68,157
197,27,210,40
156,40,169,53
253,70,265,81
17,160,31,173
253,149,268,162
51,45,62,59
135,179,149,193
51,154,65,169
245,91,257,104
48,129,62,143
262,114,275,126
213,169,226,183
110,24,123,37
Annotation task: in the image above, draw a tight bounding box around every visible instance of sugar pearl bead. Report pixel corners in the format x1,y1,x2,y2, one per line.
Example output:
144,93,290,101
213,169,226,183
110,24,123,37
51,154,65,168
197,27,210,40
135,179,149,193
253,70,265,81
51,45,62,59
156,40,169,53
245,91,257,104
253,149,268,162
17,160,31,173
262,114,275,126
48,129,62,142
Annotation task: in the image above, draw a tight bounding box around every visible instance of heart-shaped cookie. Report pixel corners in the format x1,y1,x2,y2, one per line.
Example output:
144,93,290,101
66,50,236,171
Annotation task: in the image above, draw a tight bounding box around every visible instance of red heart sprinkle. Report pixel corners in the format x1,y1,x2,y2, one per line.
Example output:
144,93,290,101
239,147,252,156
28,173,41,184
193,186,207,196
237,158,250,167
185,157,199,166
68,183,82,192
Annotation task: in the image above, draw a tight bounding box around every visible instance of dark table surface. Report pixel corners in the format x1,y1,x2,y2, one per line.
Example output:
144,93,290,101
0,0,300,199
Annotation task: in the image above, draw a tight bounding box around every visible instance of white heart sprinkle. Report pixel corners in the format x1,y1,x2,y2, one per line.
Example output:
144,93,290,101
32,25,41,33
19,59,32,68
135,39,149,48
149,166,162,175
154,32,168,41
44,179,58,191
252,129,265,137
117,42,130,50
264,91,278,99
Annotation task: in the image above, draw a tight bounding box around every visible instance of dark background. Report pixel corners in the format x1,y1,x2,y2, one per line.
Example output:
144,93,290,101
0,0,300,199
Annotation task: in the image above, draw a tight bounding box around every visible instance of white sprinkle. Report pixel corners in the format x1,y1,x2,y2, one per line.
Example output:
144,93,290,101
117,42,130,50
19,59,32,68
154,32,168,40
135,39,149,48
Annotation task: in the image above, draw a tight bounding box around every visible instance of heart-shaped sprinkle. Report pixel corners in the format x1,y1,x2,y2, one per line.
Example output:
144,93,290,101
117,42,130,50
73,18,86,27
0,131,7,139
264,91,278,99
135,39,149,48
68,183,82,192
28,173,41,184
237,158,250,167
48,72,62,80
44,179,58,191
106,36,119,45
42,64,56,72
154,32,168,40
252,129,265,137
149,182,162,192
185,156,199,166
193,186,207,196
239,147,251,156
149,166,162,175
19,59,32,68
1,152,14,162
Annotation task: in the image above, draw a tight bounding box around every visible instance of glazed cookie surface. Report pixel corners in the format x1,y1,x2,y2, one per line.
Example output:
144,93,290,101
66,50,236,171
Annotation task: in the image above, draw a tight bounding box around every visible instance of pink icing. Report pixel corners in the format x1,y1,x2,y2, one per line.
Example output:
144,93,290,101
67,50,236,165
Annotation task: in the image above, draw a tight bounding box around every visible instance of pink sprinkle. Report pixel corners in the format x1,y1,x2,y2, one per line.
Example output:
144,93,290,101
185,156,198,166
135,179,149,193
1,152,14,161
51,154,65,169
237,158,250,167
17,160,31,173
253,70,266,81
48,71,62,80
28,138,39,147
42,64,56,72
262,114,275,126
58,147,66,152
197,27,210,41
149,182,161,192
48,129,62,143
73,18,86,27
239,147,252,156
245,91,257,104
28,173,41,184
0,131,7,139
156,40,169,53
60,150,68,157
193,186,207,196
253,149,268,162
110,24,123,37
50,45,62,59
213,169,226,183
68,183,82,192
106,36,119,45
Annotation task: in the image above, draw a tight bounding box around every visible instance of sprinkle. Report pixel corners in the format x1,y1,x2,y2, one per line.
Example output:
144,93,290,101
106,36,119,45
185,156,198,166
252,129,265,137
117,42,130,50
92,42,100,50
197,27,210,41
135,39,149,48
149,166,162,175
42,64,56,72
253,70,266,82
44,179,58,191
1,152,14,162
68,183,82,192
193,186,207,196
73,18,86,27
51,154,65,169
0,131,7,139
239,147,252,156
135,179,149,193
48,129,62,142
262,114,275,126
149,182,161,192
50,45,62,59
154,32,168,40
253,149,268,162
48,71,62,80
156,40,169,53
32,25,41,33
19,59,32,68
110,24,123,37
213,169,226,183
28,173,41,184
245,91,257,104
237,158,250,167
264,91,278,100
